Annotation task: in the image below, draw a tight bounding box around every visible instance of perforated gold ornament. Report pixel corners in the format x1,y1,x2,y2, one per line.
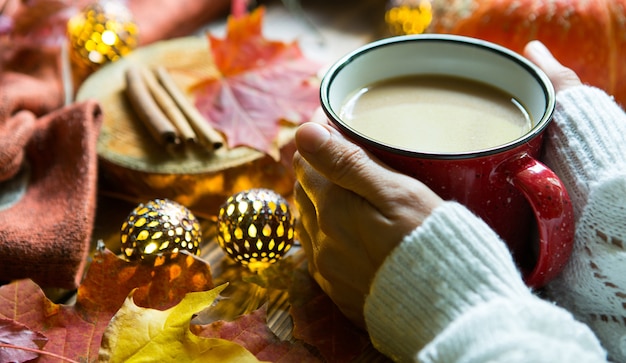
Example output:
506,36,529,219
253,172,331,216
385,0,433,35
67,0,138,75
120,199,202,260
217,189,295,272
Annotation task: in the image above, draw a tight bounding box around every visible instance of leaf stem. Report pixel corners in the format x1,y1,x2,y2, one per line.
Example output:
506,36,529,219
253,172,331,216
0,343,80,363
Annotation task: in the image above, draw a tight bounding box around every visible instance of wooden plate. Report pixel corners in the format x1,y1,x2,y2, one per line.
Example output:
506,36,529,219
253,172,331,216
76,36,296,217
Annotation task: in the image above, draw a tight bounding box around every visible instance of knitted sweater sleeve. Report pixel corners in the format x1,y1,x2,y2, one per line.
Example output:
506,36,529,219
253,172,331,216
363,202,606,363
543,87,626,361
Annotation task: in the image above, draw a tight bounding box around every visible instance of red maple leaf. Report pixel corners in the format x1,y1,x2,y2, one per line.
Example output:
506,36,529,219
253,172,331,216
193,7,321,160
0,318,48,363
193,304,321,362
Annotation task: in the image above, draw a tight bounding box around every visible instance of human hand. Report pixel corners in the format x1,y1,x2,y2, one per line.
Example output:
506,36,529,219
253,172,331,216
523,40,582,92
292,39,577,329
293,119,443,327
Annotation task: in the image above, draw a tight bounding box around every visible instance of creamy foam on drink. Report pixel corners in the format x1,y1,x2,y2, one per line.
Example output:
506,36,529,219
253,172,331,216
339,75,532,153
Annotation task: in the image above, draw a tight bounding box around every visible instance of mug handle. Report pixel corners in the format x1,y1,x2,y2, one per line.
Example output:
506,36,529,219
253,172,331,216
497,153,575,288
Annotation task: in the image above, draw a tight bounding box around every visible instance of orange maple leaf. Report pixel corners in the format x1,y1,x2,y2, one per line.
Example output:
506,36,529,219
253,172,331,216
193,7,321,160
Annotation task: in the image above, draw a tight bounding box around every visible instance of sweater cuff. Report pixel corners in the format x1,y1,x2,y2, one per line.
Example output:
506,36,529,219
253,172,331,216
364,201,530,362
418,298,606,363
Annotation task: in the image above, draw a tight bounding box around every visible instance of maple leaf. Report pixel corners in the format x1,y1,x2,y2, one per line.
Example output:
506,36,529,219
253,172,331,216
0,318,47,363
193,304,321,362
193,7,321,160
289,263,373,363
0,248,214,362
98,284,265,363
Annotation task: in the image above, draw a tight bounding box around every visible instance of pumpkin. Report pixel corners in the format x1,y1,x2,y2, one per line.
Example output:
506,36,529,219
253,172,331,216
427,0,626,108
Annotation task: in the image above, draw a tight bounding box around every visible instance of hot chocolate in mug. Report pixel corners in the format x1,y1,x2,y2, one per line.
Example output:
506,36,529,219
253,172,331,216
319,34,574,288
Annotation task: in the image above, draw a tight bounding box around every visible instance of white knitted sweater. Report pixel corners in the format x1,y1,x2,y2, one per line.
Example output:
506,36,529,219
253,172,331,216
364,86,626,362
544,87,626,362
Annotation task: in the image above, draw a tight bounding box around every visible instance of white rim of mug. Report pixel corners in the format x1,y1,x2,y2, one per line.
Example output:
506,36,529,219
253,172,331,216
319,34,557,160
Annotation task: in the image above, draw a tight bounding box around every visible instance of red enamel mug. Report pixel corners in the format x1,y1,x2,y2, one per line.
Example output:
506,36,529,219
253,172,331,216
319,34,574,288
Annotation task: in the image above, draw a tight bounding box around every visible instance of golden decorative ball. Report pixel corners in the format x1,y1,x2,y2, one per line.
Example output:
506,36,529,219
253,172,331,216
385,0,433,36
217,189,295,272
120,199,202,260
67,0,138,74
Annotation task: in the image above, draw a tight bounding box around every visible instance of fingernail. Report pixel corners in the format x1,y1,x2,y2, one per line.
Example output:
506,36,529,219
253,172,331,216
296,122,331,154
527,40,551,57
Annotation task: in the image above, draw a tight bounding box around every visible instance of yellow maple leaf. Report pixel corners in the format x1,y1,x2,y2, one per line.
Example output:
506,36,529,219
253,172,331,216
97,283,266,363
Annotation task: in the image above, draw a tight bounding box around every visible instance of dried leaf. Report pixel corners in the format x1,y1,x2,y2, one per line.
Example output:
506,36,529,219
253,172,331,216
193,304,321,362
0,318,47,363
289,263,372,363
98,284,263,363
0,249,214,362
193,7,321,160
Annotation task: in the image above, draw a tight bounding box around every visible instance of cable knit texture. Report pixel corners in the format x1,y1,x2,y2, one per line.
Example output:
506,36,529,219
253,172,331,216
365,201,606,363
365,202,531,361
419,298,605,363
543,87,626,362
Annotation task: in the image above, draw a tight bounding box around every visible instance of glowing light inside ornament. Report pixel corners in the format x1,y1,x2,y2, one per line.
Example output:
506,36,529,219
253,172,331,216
216,189,295,272
88,51,104,64
101,30,117,45
120,199,202,260
386,0,433,35
238,201,248,214
67,1,138,74
144,242,158,255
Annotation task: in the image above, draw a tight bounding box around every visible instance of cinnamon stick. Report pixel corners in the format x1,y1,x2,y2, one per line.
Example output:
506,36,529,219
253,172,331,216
125,66,179,145
139,66,198,144
155,66,225,151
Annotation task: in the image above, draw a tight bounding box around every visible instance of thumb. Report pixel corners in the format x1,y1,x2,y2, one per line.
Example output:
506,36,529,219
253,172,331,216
523,41,581,92
294,121,415,205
